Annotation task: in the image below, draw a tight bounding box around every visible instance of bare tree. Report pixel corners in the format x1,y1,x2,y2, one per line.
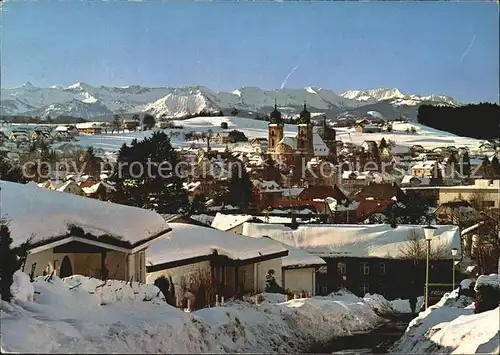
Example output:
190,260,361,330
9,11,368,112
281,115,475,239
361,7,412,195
399,229,449,260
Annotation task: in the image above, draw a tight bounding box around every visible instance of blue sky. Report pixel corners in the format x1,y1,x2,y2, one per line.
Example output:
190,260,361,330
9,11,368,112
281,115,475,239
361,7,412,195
2,1,498,103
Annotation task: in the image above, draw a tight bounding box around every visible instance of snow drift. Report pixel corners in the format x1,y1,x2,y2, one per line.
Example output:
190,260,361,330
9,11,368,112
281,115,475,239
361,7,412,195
1,274,389,353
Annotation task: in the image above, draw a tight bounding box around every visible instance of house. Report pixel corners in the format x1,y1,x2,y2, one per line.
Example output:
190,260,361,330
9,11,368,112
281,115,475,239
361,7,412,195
354,182,408,203
356,124,382,134
39,180,85,196
298,184,348,204
8,130,29,142
55,125,79,136
145,223,288,308
31,130,51,144
438,180,500,209
122,119,139,131
213,132,230,144
242,235,326,296
411,161,442,177
242,222,462,301
401,175,431,187
1,180,171,282
211,212,264,234
251,138,268,147
76,122,103,135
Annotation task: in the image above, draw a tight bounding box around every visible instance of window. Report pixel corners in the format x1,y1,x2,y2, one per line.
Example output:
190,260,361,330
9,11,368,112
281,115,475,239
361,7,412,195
337,262,347,275
360,262,370,275
360,283,370,295
380,263,386,275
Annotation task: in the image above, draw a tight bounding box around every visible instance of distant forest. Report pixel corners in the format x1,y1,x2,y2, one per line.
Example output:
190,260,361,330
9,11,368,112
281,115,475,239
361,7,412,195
417,103,500,140
1,115,88,124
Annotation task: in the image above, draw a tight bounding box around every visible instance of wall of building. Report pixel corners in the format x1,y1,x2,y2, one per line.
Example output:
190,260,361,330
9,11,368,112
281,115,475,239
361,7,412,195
283,267,316,295
238,263,255,293
106,250,128,280
439,189,500,208
255,257,283,293
320,256,463,301
146,260,212,306
25,249,54,277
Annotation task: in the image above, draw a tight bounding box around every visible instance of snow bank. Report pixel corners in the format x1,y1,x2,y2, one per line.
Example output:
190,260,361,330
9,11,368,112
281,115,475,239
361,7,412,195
363,293,395,315
390,296,424,314
1,274,387,353
10,270,34,303
474,274,500,291
389,288,492,354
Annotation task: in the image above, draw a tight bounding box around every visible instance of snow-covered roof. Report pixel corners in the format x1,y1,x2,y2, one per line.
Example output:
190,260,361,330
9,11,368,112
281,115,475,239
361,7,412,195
211,212,262,231
313,133,329,156
474,274,499,291
412,161,438,170
401,175,431,185
75,122,103,129
242,223,461,259
0,180,170,248
281,187,304,197
146,223,288,266
251,179,282,192
278,136,297,150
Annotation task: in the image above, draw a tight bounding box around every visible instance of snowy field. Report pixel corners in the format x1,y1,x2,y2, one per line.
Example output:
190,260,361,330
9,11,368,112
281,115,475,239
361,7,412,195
390,279,499,354
69,116,483,154
1,272,393,353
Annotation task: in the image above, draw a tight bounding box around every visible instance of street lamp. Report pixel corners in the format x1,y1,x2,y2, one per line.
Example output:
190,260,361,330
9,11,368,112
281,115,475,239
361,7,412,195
451,248,458,290
423,225,437,310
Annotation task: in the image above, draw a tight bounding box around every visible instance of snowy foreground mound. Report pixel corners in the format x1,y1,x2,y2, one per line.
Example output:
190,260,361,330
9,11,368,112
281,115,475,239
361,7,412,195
390,287,499,354
1,273,390,353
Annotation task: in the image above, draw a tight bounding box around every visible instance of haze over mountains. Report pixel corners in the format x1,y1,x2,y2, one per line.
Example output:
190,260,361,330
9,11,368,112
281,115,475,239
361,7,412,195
0,82,460,121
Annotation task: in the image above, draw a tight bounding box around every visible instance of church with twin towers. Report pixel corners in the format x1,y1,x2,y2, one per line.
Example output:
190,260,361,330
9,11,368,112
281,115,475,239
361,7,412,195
267,101,337,170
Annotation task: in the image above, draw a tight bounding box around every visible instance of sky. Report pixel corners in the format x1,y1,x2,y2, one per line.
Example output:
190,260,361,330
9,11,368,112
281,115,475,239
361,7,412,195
1,1,499,103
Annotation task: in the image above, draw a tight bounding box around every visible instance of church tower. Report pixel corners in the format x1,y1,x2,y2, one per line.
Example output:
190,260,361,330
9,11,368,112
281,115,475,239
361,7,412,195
297,102,313,158
268,100,284,151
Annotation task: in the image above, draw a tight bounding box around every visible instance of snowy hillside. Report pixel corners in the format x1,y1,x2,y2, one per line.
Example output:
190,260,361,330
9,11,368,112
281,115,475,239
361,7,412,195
1,82,460,120
71,116,483,154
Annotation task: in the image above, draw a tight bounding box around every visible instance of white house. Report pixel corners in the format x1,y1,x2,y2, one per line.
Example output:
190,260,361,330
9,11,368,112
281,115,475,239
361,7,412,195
1,180,171,282
145,223,288,305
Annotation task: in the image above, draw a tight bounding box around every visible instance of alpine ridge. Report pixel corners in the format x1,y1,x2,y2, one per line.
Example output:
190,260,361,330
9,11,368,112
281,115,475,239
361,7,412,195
0,83,460,121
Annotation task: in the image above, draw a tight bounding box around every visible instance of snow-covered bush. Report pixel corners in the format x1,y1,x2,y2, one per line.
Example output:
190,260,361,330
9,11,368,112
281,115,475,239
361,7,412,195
474,274,500,314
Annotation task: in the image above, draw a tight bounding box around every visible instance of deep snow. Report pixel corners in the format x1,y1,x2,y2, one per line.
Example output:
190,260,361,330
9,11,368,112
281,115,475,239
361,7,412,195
1,273,390,353
390,280,499,354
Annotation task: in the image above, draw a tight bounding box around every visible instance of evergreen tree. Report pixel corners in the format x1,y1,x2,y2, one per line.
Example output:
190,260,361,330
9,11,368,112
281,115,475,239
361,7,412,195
143,114,156,130
0,156,26,183
111,132,188,213
262,155,282,184
491,155,500,176
113,114,121,134
227,163,253,212
379,138,388,151
185,194,208,216
82,147,101,177
0,224,20,302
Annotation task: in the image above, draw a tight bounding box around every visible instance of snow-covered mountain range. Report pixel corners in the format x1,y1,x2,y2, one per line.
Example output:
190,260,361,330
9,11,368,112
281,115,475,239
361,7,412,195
0,82,460,121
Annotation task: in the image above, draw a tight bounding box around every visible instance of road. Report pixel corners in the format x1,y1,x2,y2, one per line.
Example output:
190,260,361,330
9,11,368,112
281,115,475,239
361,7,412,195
310,313,414,354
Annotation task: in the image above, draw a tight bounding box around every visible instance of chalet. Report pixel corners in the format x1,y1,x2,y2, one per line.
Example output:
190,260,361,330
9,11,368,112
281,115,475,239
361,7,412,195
31,130,51,143
356,124,382,134
8,130,29,142
122,119,139,131
145,223,288,308
39,180,85,196
211,212,264,234
213,132,230,144
251,138,268,147
1,180,171,282
435,200,480,226
354,182,408,203
298,184,348,204
76,122,103,135
55,125,79,136
411,160,442,177
243,222,463,301
401,175,431,187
